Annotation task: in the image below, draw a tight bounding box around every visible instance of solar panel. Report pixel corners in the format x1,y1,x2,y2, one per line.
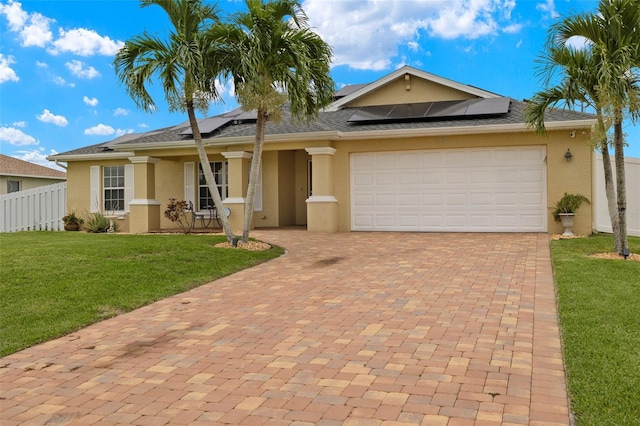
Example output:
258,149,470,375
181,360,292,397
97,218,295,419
347,97,510,123
465,97,511,115
179,117,232,135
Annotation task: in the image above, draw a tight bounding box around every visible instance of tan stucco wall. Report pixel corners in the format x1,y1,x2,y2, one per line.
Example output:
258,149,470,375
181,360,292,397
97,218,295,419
294,150,310,225
0,176,66,195
64,127,593,235
65,160,131,232
278,151,296,226
327,129,593,235
346,76,478,108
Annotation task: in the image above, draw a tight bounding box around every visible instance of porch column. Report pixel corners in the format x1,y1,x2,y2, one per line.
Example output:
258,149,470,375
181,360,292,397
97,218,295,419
222,151,252,232
128,156,161,233
305,147,338,232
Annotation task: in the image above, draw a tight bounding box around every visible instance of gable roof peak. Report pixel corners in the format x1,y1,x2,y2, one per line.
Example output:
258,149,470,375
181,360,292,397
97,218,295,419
325,66,501,112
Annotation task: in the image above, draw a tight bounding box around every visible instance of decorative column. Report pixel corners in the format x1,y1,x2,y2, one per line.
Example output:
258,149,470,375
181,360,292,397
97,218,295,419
222,151,252,232
128,156,161,233
305,147,338,232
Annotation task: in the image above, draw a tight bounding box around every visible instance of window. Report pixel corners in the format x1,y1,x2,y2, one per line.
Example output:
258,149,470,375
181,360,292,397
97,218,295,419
7,180,21,193
198,162,228,209
104,165,125,211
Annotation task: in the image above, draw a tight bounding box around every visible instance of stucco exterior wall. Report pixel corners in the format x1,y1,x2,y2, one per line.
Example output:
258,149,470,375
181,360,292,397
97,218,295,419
63,128,593,235
294,150,310,225
328,129,593,235
0,176,66,195
346,77,478,108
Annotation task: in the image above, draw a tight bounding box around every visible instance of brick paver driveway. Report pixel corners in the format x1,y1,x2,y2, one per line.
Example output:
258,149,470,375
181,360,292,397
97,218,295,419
0,231,570,425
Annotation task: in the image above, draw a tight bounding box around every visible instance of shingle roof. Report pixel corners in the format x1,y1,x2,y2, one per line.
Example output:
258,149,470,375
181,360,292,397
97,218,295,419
0,154,66,179
52,99,596,157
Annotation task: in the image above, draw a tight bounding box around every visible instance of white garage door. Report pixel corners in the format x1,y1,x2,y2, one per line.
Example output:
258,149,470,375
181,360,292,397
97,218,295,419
351,147,547,232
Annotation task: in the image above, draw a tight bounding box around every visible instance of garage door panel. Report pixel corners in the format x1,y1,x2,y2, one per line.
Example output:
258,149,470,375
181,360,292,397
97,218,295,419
422,172,442,184
375,173,395,185
353,194,374,208
446,171,466,184
351,147,547,232
398,194,419,206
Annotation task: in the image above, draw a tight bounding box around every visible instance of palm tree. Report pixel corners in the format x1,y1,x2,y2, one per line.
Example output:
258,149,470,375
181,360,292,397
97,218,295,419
113,0,235,243
525,45,624,252
527,0,640,254
551,0,640,254
211,0,334,243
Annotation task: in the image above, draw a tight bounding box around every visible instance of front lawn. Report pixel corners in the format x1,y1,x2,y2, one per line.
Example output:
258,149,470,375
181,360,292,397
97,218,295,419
0,232,283,357
551,234,640,425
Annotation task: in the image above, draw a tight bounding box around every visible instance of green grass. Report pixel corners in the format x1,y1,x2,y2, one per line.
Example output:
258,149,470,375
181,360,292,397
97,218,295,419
0,232,283,357
551,234,640,426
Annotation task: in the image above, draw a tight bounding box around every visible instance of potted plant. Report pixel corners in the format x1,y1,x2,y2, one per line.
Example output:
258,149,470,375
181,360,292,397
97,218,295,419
62,210,84,231
552,193,590,236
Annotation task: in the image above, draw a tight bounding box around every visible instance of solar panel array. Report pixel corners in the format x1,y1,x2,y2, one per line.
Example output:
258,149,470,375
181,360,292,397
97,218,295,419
347,97,510,123
179,107,258,136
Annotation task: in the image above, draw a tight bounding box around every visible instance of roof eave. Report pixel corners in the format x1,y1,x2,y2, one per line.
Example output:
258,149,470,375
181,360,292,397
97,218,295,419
325,66,501,112
0,172,66,179
47,152,136,162
336,119,597,140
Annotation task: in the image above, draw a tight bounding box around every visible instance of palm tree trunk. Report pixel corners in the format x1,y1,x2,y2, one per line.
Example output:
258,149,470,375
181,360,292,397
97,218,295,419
613,111,628,254
187,103,235,243
596,112,621,253
601,145,622,252
242,109,267,243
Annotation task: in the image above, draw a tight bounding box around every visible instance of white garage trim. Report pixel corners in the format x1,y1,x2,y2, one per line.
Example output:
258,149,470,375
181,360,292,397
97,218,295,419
350,146,547,232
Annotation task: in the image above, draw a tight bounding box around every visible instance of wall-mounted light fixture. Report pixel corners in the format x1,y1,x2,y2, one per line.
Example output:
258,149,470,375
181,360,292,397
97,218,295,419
564,148,573,162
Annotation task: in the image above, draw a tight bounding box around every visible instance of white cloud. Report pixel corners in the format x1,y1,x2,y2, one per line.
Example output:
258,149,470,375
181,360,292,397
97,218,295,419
0,54,19,83
84,123,115,136
115,128,134,137
50,28,124,56
113,107,128,116
138,123,149,129
0,0,53,47
0,126,38,146
503,24,522,34
36,109,68,127
13,121,27,127
65,60,100,79
0,0,28,31
36,60,48,68
516,39,523,48
14,147,64,171
1,1,122,56
83,96,99,107
302,0,520,70
536,0,559,20
52,76,72,86
566,36,590,50
19,11,53,47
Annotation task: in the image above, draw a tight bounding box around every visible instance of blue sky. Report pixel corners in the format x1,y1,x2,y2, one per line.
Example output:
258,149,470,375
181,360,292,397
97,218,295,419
1,0,638,171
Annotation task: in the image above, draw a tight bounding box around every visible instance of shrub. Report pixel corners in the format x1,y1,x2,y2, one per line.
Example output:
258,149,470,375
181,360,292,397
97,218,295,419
164,198,192,234
62,210,84,226
84,212,116,233
552,193,590,222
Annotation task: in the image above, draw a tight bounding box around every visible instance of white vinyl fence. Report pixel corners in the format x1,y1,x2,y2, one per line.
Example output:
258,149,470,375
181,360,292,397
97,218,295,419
593,155,640,237
0,182,66,232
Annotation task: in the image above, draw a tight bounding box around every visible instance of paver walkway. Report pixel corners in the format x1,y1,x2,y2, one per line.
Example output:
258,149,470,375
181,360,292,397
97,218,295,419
0,231,570,425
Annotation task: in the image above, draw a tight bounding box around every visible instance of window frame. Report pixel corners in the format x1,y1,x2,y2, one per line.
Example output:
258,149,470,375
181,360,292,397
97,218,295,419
7,180,21,193
103,165,125,212
198,161,228,210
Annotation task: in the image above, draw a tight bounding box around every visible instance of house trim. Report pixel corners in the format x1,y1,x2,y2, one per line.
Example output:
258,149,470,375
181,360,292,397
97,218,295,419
306,195,338,203
325,66,501,112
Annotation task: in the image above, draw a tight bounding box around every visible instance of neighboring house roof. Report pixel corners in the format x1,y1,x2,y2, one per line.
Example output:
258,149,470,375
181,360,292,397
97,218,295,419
0,154,66,179
49,66,597,160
